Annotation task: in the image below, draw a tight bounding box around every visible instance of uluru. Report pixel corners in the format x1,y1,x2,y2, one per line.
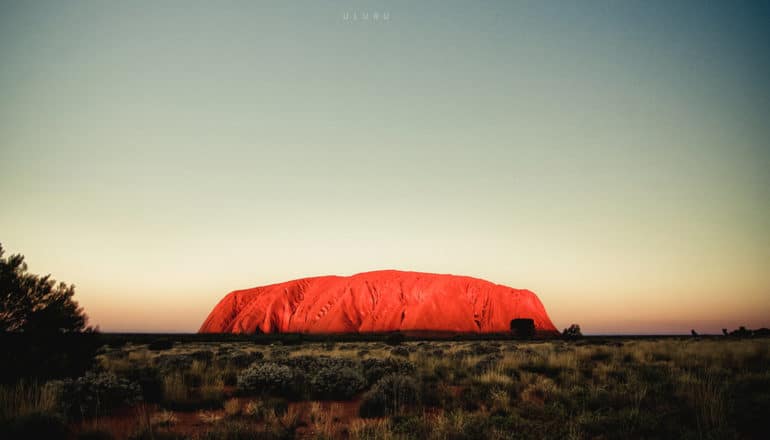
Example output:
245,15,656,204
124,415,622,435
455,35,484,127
199,270,558,336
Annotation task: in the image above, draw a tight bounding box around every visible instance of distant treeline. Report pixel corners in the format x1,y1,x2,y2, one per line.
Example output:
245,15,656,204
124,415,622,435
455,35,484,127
96,331,762,347
722,326,770,337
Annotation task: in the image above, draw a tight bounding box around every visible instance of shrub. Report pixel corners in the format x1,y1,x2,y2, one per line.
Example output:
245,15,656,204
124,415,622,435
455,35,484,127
220,351,263,368
122,366,163,403
473,354,502,375
154,354,193,372
56,371,142,418
361,358,415,385
269,346,290,359
309,367,366,400
562,324,582,340
469,342,500,356
359,374,420,418
237,363,296,397
458,384,486,411
190,350,214,363
420,379,454,409
451,349,473,360
278,355,356,372
430,348,445,357
358,387,388,418
390,346,410,357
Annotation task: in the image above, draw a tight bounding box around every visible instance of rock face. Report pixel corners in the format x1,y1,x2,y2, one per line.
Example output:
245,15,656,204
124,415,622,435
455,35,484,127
199,270,558,336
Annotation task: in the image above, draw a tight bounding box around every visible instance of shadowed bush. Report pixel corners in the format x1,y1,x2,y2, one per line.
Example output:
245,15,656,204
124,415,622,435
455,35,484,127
309,366,366,400
237,363,296,398
359,374,420,418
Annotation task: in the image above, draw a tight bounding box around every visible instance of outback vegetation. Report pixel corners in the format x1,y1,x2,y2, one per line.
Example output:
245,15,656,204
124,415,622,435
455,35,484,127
1,335,768,439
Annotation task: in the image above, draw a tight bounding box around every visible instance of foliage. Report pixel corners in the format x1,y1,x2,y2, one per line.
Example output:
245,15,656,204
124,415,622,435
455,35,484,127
562,324,583,340
309,366,366,400
3,337,770,439
361,358,416,385
390,346,410,357
237,363,296,397
359,386,388,418
0,243,91,333
0,244,100,383
359,374,420,418
55,371,142,418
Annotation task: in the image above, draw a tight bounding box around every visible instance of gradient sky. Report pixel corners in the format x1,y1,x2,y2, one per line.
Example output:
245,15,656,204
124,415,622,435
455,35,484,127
1,1,768,334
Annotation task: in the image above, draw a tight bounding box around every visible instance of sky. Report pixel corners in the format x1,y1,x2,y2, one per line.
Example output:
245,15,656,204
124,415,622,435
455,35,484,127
1,0,768,334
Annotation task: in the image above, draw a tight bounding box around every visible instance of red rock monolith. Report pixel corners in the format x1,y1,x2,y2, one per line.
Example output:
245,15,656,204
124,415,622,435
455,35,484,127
199,270,558,336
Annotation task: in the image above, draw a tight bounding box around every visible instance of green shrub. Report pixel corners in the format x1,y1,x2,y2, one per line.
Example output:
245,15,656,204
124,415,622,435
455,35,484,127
469,342,500,356
472,354,502,374
420,379,454,408
154,354,193,372
361,358,415,385
190,350,214,363
237,363,296,397
451,349,473,360
219,351,263,368
309,366,366,400
359,387,388,418
56,371,142,418
122,366,163,403
359,374,420,418
390,346,410,357
278,355,356,372
562,324,582,340
269,346,290,359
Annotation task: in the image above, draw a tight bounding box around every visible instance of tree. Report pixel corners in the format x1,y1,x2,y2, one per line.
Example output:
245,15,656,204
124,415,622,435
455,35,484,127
0,243,91,333
1,244,99,382
562,324,582,340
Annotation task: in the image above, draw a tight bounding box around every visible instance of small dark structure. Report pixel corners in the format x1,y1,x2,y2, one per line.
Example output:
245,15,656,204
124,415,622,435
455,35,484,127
510,318,535,339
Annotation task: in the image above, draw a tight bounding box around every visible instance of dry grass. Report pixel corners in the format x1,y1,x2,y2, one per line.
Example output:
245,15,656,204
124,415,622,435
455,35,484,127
198,409,223,424
0,381,60,420
150,409,178,426
3,337,768,439
223,398,241,417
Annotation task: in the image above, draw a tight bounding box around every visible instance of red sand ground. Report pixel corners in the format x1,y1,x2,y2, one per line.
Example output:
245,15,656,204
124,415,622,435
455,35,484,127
200,270,558,335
